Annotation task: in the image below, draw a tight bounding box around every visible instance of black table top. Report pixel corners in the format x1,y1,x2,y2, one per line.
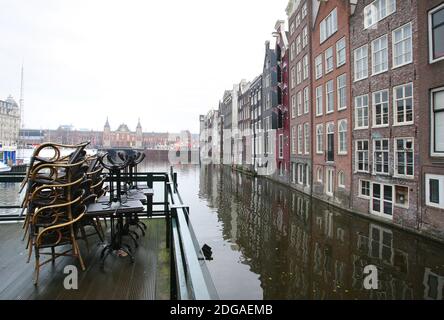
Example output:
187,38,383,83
86,200,144,217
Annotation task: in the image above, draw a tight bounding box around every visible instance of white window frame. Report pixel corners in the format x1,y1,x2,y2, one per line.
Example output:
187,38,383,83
291,67,296,89
371,34,388,75
296,35,302,55
315,54,323,79
372,89,389,128
359,180,371,199
304,123,310,155
316,85,323,116
291,126,297,155
326,80,334,114
337,74,347,110
364,0,396,29
392,22,413,69
338,119,348,155
316,124,324,154
425,174,444,209
355,140,369,173
370,183,394,219
325,167,334,196
429,3,444,64
394,138,414,179
298,125,303,155
303,54,309,80
338,171,345,188
431,87,444,157
320,8,338,44
290,42,296,61
373,139,390,175
297,91,303,116
354,45,368,82
355,94,369,129
303,87,309,114
297,61,302,85
291,94,296,119
302,26,308,48
325,47,334,74
393,82,414,126
336,37,346,67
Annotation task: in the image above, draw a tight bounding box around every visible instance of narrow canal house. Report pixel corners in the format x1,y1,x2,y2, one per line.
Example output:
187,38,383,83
417,0,444,238
311,0,353,207
349,0,422,229
250,75,263,171
219,89,234,165
262,41,278,176
287,0,313,194
274,20,291,183
237,80,252,170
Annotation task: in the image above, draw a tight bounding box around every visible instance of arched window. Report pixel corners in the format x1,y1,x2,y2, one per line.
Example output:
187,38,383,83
338,119,348,154
316,124,324,153
326,123,335,161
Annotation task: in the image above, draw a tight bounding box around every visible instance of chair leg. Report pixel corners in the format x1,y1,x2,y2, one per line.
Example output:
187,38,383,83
51,247,56,265
73,238,85,271
34,249,40,286
27,237,33,263
79,226,89,253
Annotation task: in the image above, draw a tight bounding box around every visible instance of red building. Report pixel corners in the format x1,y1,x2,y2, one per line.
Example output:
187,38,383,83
274,20,291,183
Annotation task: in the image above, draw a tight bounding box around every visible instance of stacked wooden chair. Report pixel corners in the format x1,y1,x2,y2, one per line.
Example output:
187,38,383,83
20,142,107,284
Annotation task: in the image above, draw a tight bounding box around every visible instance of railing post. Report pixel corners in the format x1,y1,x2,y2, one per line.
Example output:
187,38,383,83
170,207,177,300
165,177,170,249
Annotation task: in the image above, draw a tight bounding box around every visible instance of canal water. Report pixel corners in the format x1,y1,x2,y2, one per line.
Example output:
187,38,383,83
1,161,444,300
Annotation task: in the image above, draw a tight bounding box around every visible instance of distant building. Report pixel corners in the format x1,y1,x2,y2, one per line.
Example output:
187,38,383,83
0,96,20,147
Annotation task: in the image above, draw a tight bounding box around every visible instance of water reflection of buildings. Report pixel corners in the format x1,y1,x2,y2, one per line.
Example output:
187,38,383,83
198,165,444,300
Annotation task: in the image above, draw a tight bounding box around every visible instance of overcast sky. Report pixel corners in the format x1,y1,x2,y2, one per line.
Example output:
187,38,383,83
0,0,288,133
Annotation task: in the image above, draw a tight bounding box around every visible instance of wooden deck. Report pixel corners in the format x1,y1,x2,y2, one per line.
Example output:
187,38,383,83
0,218,170,300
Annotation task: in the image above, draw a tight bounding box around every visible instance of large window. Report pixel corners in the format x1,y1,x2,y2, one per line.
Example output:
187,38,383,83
431,87,444,156
364,0,396,29
316,124,324,154
354,45,368,81
337,74,347,110
429,3,444,63
326,123,335,162
394,83,413,125
356,140,369,172
315,54,323,79
373,89,389,127
326,80,334,113
393,22,413,68
336,38,346,67
325,47,334,74
303,55,309,80
298,125,303,155
297,91,302,116
374,139,389,174
304,87,309,114
320,8,338,44
372,34,388,75
338,119,347,155
355,94,369,129
426,174,444,209
304,123,310,155
395,138,414,178
371,183,394,218
303,26,308,48
291,126,297,154
316,86,323,116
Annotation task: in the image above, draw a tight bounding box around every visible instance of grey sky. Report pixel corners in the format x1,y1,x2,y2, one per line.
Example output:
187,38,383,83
0,0,288,133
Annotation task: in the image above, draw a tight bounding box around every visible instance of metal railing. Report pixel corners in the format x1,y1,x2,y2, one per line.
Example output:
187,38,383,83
0,168,218,300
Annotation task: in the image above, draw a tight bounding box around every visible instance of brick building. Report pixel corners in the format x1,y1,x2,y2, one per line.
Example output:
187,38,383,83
311,0,353,207
287,0,313,194
237,80,252,169
250,75,263,170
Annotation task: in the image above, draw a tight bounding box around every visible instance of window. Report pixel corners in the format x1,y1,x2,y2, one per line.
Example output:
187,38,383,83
303,55,309,80
372,35,388,75
302,26,308,48
291,126,297,154
303,87,309,114
364,0,396,29
320,8,338,43
395,185,409,208
290,21,295,36
291,67,296,89
279,134,284,159
360,180,370,198
394,83,413,125
356,140,369,172
304,123,310,155
337,74,347,110
296,12,301,28
373,89,389,127
336,38,346,67
302,2,307,18
371,183,393,218
326,80,334,113
426,174,444,209
393,22,413,68
325,47,334,74
297,61,302,84
297,91,302,116
354,45,368,81
317,167,323,183
290,42,296,61
369,225,394,264
423,268,444,300
429,3,444,63
338,171,345,188
298,163,304,185
395,138,414,178
296,35,302,55
292,164,297,183
316,124,323,154
298,125,303,155
431,88,444,156
291,95,296,119
326,167,334,196
316,86,323,116
326,123,335,162
355,95,369,129
315,55,323,79
338,119,347,155
374,139,389,174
